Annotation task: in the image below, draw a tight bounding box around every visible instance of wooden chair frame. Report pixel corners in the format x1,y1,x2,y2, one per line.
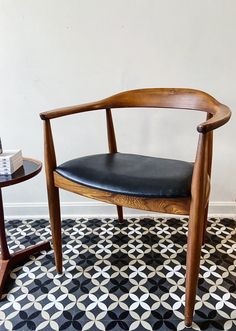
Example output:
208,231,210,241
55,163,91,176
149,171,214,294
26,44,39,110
40,88,231,326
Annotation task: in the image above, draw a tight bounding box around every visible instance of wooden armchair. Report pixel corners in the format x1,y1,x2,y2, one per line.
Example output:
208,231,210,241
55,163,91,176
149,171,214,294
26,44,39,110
40,88,231,326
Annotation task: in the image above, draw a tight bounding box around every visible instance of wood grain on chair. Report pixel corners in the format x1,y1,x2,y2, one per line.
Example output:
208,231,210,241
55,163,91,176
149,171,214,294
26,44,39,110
40,88,231,326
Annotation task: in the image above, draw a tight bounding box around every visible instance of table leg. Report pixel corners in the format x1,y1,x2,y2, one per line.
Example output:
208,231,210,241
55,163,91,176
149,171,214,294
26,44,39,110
0,189,51,296
0,189,10,260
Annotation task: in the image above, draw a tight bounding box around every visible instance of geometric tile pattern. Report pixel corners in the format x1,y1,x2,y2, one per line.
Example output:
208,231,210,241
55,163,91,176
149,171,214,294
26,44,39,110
0,217,235,331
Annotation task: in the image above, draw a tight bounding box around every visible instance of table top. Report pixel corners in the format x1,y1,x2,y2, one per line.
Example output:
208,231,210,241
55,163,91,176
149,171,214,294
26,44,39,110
0,158,42,188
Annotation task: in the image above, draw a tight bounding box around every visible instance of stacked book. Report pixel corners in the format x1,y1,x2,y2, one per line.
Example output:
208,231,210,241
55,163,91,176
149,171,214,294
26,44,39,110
0,150,23,175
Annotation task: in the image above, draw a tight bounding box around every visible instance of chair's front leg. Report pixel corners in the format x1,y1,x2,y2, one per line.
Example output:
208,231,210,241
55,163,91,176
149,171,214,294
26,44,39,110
202,203,209,246
185,197,205,326
202,129,213,246
185,133,207,326
43,119,63,274
47,185,63,274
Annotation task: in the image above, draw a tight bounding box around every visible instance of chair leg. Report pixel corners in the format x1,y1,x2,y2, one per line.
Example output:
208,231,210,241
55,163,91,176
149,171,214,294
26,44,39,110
47,185,63,274
202,203,209,246
185,200,205,326
116,205,124,223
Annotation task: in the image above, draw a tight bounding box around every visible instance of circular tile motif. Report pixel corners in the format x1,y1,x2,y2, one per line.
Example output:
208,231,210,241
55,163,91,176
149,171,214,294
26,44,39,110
0,217,235,330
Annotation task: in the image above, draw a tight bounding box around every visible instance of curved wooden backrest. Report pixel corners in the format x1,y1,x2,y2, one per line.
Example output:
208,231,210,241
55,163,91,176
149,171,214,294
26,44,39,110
101,88,215,111
40,88,231,133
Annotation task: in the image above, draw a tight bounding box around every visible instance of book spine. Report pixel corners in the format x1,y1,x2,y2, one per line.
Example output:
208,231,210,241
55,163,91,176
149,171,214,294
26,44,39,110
0,150,23,174
0,160,23,174
0,163,23,174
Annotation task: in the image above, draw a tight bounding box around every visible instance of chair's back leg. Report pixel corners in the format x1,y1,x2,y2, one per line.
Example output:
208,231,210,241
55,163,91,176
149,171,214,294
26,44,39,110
106,108,124,223
44,120,63,274
185,133,208,326
116,205,124,223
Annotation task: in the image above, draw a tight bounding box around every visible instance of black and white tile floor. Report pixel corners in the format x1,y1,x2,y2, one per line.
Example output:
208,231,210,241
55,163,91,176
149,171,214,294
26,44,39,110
0,217,235,331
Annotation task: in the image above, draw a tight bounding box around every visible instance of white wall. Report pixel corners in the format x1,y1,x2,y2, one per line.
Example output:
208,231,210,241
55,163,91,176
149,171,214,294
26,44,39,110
0,0,236,217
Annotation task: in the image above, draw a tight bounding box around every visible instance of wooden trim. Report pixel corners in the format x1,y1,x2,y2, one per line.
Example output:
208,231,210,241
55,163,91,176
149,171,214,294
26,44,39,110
202,113,214,244
106,108,117,153
191,133,209,204
205,176,211,207
0,189,10,260
53,172,191,215
185,133,208,325
204,122,213,206
106,108,125,222
44,120,57,176
40,88,231,133
43,120,63,273
197,103,230,133
206,114,213,178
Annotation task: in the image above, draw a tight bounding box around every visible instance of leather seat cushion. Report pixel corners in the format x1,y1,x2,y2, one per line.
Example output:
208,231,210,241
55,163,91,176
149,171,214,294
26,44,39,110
56,153,193,198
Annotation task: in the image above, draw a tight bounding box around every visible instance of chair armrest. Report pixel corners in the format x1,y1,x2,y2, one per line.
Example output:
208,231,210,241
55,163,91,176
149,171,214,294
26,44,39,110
197,103,231,133
40,101,104,120
40,90,231,134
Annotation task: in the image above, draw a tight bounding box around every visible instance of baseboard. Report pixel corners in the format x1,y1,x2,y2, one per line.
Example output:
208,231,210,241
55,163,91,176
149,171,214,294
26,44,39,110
208,201,236,216
3,200,236,219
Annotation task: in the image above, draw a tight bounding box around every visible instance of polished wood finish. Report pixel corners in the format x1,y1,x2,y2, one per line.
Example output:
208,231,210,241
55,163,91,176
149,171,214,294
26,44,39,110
106,108,124,223
0,190,10,261
202,114,214,245
185,134,208,326
44,120,63,274
0,159,50,296
116,205,124,223
0,158,42,188
106,108,117,154
40,88,231,326
54,172,191,215
40,88,231,133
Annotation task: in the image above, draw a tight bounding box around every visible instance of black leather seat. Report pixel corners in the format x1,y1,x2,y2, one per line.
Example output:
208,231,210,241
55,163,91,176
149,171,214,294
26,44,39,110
56,153,193,198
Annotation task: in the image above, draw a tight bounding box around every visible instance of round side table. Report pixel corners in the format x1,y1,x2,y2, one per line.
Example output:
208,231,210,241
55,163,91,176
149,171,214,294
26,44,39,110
0,158,51,295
